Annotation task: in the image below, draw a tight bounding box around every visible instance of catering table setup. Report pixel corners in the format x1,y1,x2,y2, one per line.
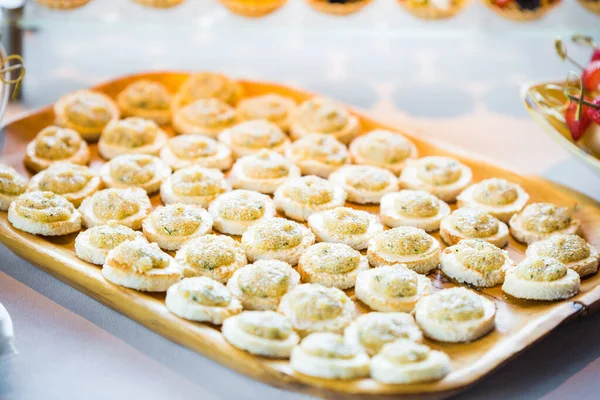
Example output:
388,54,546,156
1,1,600,400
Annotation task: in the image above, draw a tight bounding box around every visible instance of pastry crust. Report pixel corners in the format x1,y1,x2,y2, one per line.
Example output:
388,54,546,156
98,117,169,160
172,98,237,138
440,208,510,248
230,150,300,194
236,93,296,130
526,234,600,277
297,243,369,289
160,166,230,207
173,72,243,108
380,190,450,232
349,129,418,175
100,154,171,194
329,165,398,205
116,79,172,125
509,202,581,245
24,126,90,173
0,163,29,211
307,0,373,15
396,0,469,20
209,189,276,235
54,90,120,141
75,221,143,265
160,134,232,171
218,119,290,159
308,207,383,251
79,187,152,229
285,134,350,178
457,178,529,223
290,97,360,144
36,0,91,9
132,0,185,7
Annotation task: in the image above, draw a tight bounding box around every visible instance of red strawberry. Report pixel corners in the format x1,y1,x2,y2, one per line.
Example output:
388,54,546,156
591,48,600,62
588,97,600,125
494,0,513,7
582,60,600,91
565,101,591,141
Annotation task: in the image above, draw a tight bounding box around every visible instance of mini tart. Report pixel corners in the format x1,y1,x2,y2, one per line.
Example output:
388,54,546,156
456,178,529,223
349,129,418,175
24,126,90,173
441,239,513,287
100,154,171,194
440,208,509,248
173,72,243,108
285,134,350,178
227,260,300,311
116,79,172,125
290,333,370,380
415,287,496,343
54,90,120,141
241,217,315,266
36,0,90,9
274,175,347,222
102,238,182,292
75,220,143,265
307,0,373,15
297,243,369,290
208,189,276,235
344,312,423,356
278,284,356,337
133,0,185,7
307,207,383,251
397,0,469,20
8,191,82,236
367,227,441,274
222,311,299,358
165,277,242,324
371,339,451,384
160,166,230,207
329,165,398,205
236,93,296,130
509,202,581,245
142,204,213,251
482,0,561,21
172,98,237,138
28,162,102,207
290,97,360,144
380,190,450,232
160,135,232,171
218,119,290,159
502,257,580,301
527,234,600,278
175,234,247,282
230,150,300,194
79,187,152,229
399,156,472,203
0,163,29,211
98,117,168,160
355,265,433,313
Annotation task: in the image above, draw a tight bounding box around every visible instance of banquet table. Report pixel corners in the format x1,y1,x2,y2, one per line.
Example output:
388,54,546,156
1,2,600,399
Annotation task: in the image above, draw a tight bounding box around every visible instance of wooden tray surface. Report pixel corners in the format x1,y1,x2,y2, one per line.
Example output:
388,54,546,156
1,72,600,400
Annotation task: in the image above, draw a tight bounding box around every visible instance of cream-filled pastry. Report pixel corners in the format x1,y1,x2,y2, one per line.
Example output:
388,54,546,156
457,178,529,222
441,239,513,287
218,119,290,159
440,208,509,248
175,234,247,282
285,134,350,178
349,129,417,175
230,150,300,194
102,238,182,292
367,227,440,274
98,117,168,160
8,191,82,236
308,207,383,251
279,284,356,336
172,98,237,137
297,243,369,290
75,220,143,265
166,277,242,324
100,154,171,194
274,175,347,222
160,134,232,171
24,126,90,173
414,287,496,343
227,260,300,311
223,311,299,358
236,93,296,131
329,165,398,205
290,333,369,380
241,217,315,266
355,265,433,313
142,204,213,251
79,187,151,229
0,163,28,211
54,90,120,141
173,72,243,107
371,339,451,384
502,257,580,301
160,166,230,207
28,162,102,207
116,79,172,125
509,202,580,245
527,234,599,277
380,190,450,232
290,97,360,144
344,312,423,356
208,189,276,235
399,156,472,203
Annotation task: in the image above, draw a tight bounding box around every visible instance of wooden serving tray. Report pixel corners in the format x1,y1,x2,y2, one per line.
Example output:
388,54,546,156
1,72,600,400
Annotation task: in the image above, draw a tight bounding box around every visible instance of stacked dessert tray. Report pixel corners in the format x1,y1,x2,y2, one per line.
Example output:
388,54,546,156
0,71,599,400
